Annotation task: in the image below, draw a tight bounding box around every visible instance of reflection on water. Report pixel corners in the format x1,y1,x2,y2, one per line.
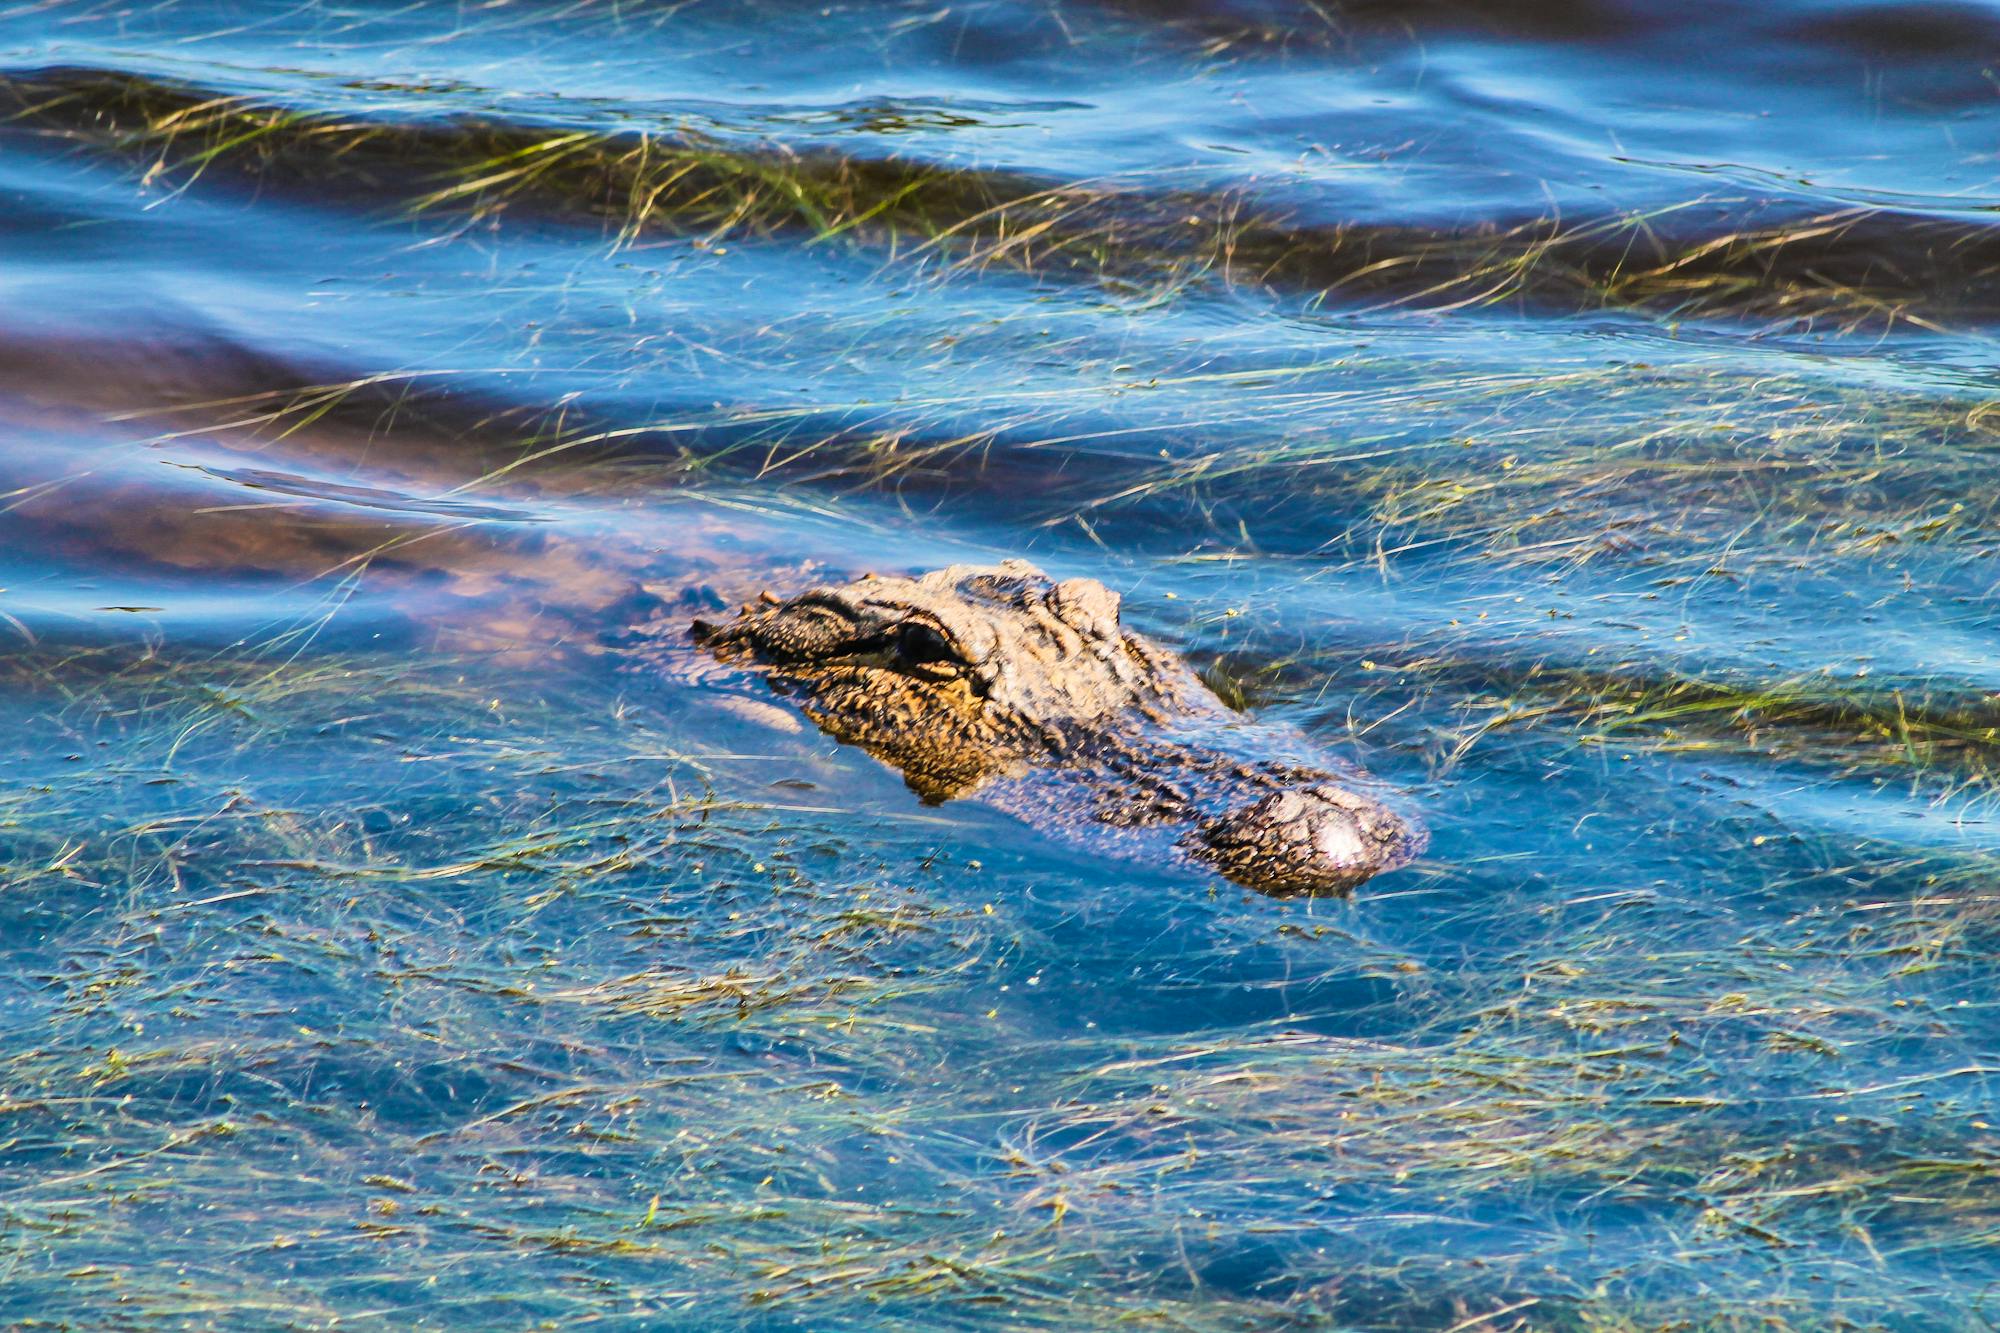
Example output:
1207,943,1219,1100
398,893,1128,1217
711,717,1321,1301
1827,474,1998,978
1,1,1997,1326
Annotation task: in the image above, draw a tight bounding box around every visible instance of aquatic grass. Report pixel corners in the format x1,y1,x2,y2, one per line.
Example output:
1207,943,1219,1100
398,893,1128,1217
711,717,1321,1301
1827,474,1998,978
0,630,1996,1327
108,312,2000,557
5,54,2000,1328
1036,357,2000,562
1404,659,2000,793
1193,623,2000,846
7,67,2000,330
22,299,2000,943
64,311,2000,814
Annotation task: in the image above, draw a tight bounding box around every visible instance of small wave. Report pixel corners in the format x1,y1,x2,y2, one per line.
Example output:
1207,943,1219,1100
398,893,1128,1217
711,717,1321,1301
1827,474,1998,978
194,464,542,522
1102,0,2000,57
5,65,1997,331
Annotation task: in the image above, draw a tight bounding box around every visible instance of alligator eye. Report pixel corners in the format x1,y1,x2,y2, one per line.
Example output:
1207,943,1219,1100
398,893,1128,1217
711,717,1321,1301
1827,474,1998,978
896,622,959,667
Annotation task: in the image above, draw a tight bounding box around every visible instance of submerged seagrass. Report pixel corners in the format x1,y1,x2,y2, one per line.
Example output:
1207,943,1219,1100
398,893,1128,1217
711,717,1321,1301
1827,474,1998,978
690,560,1421,895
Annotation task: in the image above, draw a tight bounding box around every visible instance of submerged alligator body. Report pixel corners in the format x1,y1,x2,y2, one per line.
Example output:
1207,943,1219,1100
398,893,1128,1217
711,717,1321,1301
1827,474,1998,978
691,560,1421,895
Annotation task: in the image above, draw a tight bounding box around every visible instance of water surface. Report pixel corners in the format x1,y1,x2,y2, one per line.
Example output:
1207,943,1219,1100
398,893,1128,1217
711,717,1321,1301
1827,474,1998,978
1,2,1997,1328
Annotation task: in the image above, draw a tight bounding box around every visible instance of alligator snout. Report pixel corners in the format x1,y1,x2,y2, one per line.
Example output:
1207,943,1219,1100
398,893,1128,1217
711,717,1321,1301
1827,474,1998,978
1190,783,1416,896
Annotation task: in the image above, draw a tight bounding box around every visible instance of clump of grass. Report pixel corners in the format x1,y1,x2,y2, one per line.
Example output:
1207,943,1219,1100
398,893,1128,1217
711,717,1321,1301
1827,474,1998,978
6,67,1997,330
1407,658,2000,793
1346,379,2000,577
1043,356,2000,570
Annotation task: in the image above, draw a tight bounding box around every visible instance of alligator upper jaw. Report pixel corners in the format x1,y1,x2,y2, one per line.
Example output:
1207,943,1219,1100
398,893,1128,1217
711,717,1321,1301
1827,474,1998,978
780,662,1011,804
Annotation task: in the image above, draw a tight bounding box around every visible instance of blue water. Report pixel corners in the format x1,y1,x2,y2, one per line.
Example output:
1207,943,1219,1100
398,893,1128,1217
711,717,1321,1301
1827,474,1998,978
1,2,1997,1328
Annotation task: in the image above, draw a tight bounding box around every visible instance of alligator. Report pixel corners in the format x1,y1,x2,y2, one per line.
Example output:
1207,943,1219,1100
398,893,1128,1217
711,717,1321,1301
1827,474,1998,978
690,559,1422,896
2,333,1420,893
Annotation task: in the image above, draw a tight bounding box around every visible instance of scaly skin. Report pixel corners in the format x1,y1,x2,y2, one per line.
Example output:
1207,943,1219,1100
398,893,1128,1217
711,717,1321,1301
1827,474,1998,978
692,559,1422,896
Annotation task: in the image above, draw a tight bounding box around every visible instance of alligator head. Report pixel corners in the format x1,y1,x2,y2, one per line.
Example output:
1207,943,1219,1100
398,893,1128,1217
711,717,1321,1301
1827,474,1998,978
691,559,1421,895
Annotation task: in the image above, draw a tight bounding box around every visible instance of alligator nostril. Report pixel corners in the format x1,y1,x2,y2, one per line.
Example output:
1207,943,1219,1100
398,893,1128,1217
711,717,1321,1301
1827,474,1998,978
1187,783,1417,897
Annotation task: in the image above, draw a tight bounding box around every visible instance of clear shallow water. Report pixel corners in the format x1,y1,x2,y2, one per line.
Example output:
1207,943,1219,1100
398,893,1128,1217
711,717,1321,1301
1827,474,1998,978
1,2,1998,1328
